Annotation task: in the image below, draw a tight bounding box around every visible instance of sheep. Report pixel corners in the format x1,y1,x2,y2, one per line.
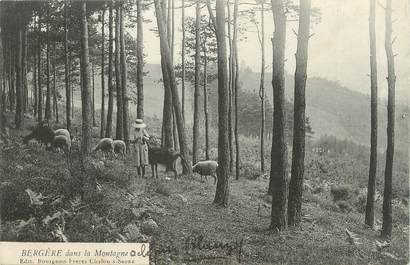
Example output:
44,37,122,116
54,128,71,140
148,146,188,179
22,122,55,147
113,140,126,156
92,138,115,155
53,135,71,152
192,160,218,184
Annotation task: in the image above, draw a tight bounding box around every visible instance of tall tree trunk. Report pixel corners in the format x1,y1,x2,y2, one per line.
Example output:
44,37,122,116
269,0,288,231
92,62,96,126
80,1,92,154
288,0,311,227
22,27,27,113
45,7,51,121
53,42,58,123
233,0,240,180
381,0,395,239
15,29,23,128
160,54,174,149
227,1,234,174
37,16,42,122
181,0,185,120
106,5,114,138
120,5,129,150
365,0,378,228
100,8,106,137
115,5,123,140
192,0,201,164
161,0,174,151
10,40,15,112
65,1,71,130
206,0,230,206
259,1,266,173
136,0,144,119
203,45,210,160
154,0,192,176
70,50,74,119
33,34,38,118
0,30,3,131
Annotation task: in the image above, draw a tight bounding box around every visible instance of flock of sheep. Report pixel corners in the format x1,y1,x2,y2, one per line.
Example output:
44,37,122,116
22,121,219,183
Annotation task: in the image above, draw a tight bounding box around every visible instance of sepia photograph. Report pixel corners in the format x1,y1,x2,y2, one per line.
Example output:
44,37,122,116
0,0,409,264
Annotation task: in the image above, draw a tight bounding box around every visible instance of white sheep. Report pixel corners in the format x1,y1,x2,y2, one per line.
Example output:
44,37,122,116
192,160,218,184
92,138,115,154
54,128,71,140
53,135,71,152
113,140,126,156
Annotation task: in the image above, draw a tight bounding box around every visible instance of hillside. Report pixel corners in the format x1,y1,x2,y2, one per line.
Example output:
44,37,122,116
239,68,409,152
78,63,408,153
1,114,408,264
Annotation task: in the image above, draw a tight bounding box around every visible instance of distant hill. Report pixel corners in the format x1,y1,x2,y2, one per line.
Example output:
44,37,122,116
240,68,409,152
82,63,408,152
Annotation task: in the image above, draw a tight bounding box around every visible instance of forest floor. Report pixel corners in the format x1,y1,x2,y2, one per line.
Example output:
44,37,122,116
0,114,409,265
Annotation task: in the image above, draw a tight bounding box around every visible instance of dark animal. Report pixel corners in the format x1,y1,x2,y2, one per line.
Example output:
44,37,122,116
22,123,55,147
148,146,187,178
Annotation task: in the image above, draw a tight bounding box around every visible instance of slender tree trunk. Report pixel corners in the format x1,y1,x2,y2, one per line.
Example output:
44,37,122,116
288,0,311,227
154,0,192,176
233,0,239,179
37,16,42,122
181,0,185,121
100,8,106,137
365,0,378,228
10,41,15,113
15,29,23,128
53,42,58,123
0,30,3,131
206,0,230,206
203,46,210,160
269,0,288,231
70,50,74,119
106,5,114,138
172,14,178,153
92,62,96,126
120,5,129,150
33,34,38,118
22,27,27,113
161,0,174,151
192,0,201,164
65,1,71,130
136,0,144,119
45,7,52,121
227,1,235,174
115,5,123,140
160,54,174,149
259,1,266,173
381,0,395,239
171,0,175,63
80,1,92,154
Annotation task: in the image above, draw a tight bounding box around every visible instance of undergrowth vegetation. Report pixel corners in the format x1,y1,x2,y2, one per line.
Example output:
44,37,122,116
0,115,408,264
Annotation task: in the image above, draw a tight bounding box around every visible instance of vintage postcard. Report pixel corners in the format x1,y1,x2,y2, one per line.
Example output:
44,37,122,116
0,0,408,264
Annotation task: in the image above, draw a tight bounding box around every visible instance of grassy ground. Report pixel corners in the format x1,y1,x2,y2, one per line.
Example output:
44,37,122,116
0,114,408,265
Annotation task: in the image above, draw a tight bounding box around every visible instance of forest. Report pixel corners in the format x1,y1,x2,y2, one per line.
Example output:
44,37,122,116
0,0,408,264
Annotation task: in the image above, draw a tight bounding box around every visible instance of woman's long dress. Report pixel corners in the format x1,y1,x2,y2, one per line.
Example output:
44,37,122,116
133,129,149,167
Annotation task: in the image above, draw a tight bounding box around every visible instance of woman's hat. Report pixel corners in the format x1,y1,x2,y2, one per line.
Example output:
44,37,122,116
133,118,146,128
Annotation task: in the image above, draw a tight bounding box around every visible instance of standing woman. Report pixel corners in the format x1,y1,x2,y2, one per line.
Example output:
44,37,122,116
132,119,150,177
